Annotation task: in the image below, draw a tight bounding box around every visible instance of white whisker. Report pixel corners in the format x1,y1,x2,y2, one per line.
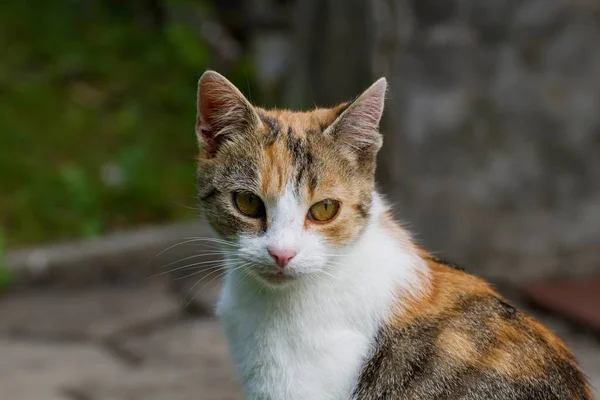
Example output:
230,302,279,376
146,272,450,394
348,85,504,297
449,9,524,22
174,264,227,281
185,261,253,307
182,236,242,247
157,249,244,270
149,257,244,278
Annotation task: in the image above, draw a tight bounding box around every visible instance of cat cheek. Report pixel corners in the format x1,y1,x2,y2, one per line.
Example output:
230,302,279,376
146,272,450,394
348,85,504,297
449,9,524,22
313,214,366,245
316,224,354,245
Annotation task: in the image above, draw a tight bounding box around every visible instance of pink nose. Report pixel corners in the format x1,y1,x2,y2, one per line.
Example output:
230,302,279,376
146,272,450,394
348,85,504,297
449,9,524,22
267,247,297,268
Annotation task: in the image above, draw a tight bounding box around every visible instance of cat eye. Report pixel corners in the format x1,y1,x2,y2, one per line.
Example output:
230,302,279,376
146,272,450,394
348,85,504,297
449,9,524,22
233,192,266,218
308,199,340,222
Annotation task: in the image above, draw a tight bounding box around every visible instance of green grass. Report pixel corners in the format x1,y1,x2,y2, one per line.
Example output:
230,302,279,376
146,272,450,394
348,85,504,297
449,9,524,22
0,1,258,248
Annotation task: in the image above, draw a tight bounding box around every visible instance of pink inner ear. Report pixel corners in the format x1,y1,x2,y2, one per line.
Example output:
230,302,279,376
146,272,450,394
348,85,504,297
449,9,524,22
361,101,381,126
199,125,224,157
197,79,233,156
196,71,258,157
327,79,386,153
353,78,386,128
196,107,220,156
200,127,212,140
198,91,225,131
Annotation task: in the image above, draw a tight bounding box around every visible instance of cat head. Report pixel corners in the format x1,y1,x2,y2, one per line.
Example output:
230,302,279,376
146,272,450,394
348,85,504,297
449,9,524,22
196,71,386,287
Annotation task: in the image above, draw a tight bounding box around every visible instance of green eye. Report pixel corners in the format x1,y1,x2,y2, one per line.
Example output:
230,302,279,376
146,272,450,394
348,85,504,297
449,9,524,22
308,199,340,222
233,192,265,218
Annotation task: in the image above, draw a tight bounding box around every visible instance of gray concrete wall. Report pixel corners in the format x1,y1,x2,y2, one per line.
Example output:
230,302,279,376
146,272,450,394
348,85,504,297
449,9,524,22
286,0,600,283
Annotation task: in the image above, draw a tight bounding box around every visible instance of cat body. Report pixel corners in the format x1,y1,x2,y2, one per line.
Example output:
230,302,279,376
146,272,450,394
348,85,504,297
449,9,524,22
195,71,592,399
217,193,425,399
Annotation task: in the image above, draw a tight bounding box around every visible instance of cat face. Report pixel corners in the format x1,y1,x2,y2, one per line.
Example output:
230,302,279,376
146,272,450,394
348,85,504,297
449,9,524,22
196,71,386,287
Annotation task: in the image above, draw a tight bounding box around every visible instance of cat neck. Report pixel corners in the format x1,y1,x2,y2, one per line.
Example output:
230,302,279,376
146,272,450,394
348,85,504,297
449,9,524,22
218,192,429,326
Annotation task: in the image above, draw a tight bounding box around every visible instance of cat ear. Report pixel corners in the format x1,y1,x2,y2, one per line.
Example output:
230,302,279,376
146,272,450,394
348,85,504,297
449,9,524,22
196,70,259,157
327,78,387,156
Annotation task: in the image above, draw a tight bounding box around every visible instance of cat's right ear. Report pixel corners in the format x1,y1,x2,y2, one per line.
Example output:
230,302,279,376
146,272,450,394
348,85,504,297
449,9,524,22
196,71,259,158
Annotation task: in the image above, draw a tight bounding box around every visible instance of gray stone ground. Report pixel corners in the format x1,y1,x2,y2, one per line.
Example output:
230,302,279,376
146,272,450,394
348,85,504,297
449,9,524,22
0,280,598,399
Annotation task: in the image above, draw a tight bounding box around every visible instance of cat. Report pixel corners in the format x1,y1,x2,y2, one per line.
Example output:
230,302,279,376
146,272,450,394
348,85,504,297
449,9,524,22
195,70,592,400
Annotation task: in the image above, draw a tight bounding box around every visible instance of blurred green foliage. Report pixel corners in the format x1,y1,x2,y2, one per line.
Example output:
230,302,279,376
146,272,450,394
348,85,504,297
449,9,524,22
0,0,257,248
0,229,14,291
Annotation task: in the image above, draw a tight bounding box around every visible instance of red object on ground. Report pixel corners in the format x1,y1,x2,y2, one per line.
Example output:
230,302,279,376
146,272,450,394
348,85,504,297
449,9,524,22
520,278,600,332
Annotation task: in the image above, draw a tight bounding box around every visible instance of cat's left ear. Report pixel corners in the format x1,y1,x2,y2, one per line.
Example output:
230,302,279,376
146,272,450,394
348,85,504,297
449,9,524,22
327,78,387,157
196,71,260,158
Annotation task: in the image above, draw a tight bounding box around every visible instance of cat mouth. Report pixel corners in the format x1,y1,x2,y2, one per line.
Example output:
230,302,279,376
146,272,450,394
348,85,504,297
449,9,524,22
256,271,295,284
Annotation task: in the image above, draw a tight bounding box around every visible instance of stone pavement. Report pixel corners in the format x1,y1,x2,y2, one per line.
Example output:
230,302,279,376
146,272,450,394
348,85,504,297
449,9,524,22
0,280,241,400
0,280,598,399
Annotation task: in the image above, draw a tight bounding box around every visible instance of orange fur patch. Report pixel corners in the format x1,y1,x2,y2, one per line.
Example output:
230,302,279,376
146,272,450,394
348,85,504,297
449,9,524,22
256,106,345,136
260,140,291,196
527,317,571,356
436,329,479,363
388,250,582,382
393,258,496,326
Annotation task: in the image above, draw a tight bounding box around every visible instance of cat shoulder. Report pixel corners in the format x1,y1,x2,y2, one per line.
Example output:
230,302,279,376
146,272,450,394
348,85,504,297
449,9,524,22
353,258,593,399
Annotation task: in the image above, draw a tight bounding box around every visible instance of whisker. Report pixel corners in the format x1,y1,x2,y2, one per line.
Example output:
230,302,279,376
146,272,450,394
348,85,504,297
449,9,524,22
174,202,202,211
183,266,231,300
146,238,215,267
318,270,341,282
182,237,242,247
174,264,228,281
235,266,255,288
187,242,236,250
172,259,252,280
148,257,244,279
158,251,238,270
256,276,266,296
327,262,346,267
185,261,253,307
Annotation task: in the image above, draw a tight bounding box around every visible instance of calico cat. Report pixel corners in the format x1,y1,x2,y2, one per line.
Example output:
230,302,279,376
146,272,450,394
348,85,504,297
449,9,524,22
195,71,592,399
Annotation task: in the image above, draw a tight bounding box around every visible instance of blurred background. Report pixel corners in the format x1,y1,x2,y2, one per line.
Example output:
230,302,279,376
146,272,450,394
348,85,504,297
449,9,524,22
1,0,599,399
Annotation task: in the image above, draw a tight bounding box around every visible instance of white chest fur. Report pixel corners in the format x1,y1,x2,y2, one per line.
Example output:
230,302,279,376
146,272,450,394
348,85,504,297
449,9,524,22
218,286,374,400
216,201,426,400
